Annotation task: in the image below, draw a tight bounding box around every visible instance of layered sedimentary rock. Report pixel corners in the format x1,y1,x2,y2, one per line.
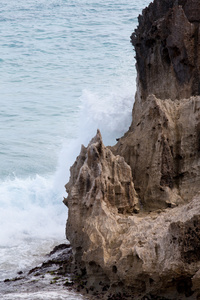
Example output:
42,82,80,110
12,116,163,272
64,0,200,298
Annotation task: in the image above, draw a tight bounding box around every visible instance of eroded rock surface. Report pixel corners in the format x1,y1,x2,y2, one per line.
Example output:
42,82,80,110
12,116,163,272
64,130,139,273
65,0,200,298
65,140,200,298
112,95,200,210
131,0,200,100
64,130,200,298
65,130,139,217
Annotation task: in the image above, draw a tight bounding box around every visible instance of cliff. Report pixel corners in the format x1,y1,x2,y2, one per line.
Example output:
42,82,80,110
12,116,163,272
64,0,200,299
112,95,200,211
112,0,200,211
131,0,200,101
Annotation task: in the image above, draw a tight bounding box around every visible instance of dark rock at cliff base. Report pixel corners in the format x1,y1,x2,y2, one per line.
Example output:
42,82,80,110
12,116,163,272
0,244,80,297
131,0,200,100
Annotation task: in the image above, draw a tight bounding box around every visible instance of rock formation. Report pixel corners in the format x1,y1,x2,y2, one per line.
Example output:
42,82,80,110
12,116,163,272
64,130,139,270
64,0,200,299
131,0,200,101
112,95,200,211
113,0,200,211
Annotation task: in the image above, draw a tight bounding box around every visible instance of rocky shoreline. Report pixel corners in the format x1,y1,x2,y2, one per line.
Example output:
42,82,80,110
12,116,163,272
63,0,200,299
0,244,75,297
2,0,200,299
0,243,176,299
0,243,145,300
0,244,91,299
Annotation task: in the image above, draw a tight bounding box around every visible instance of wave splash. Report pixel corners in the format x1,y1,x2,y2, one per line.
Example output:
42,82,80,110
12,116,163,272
0,82,135,280
55,84,135,191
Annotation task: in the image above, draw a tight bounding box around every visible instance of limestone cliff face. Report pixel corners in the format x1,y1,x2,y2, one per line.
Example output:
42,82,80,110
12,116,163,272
64,131,200,299
64,0,200,298
112,95,200,211
112,0,200,211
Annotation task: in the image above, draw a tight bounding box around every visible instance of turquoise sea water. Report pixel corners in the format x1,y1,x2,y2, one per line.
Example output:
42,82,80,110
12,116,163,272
0,0,150,298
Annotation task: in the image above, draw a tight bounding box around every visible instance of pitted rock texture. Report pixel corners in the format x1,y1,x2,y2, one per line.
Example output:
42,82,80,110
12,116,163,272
64,130,139,266
112,95,200,211
65,143,200,298
169,215,200,264
131,0,200,100
64,0,200,298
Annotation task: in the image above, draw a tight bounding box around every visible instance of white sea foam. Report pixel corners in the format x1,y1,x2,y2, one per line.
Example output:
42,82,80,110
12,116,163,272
0,1,148,297
0,175,66,246
1,291,84,300
79,88,134,145
0,174,67,280
0,80,136,283
0,84,135,282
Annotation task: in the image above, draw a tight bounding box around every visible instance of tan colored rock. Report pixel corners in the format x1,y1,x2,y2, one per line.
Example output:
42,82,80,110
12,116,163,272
64,130,139,269
112,95,200,211
65,136,200,297
64,0,200,298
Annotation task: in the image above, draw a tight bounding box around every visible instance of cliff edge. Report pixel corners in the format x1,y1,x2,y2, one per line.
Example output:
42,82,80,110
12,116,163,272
64,1,200,299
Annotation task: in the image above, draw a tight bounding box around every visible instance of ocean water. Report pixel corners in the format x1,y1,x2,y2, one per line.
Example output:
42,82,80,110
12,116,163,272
0,0,150,298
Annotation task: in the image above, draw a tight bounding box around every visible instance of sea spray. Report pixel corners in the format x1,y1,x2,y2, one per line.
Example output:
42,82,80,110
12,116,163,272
0,1,151,297
0,174,66,280
0,81,136,281
54,81,136,192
